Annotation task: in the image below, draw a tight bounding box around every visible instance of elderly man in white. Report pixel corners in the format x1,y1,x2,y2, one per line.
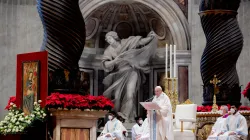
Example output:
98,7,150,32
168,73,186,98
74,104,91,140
214,104,248,140
97,111,127,140
136,86,173,140
152,86,174,140
207,105,229,139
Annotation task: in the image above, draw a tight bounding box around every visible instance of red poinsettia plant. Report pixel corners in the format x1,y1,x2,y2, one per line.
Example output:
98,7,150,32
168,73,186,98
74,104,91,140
45,93,114,111
197,104,250,112
5,96,17,110
242,82,250,100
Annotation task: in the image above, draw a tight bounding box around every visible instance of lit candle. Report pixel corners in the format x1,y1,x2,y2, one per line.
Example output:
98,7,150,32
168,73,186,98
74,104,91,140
165,44,168,78
174,45,177,78
170,45,172,78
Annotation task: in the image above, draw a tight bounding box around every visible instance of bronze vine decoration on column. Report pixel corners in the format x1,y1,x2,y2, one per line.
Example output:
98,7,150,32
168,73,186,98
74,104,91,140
199,0,243,105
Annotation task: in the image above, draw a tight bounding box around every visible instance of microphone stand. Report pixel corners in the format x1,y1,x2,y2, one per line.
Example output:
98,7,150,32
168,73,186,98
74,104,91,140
144,96,155,102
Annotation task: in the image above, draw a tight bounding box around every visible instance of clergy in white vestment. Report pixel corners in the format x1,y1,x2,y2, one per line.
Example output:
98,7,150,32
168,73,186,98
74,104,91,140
151,86,174,140
97,111,128,140
214,105,248,140
132,116,143,140
136,117,150,140
207,105,229,140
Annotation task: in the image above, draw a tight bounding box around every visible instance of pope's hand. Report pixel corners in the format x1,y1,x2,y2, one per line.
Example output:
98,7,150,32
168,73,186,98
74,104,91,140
105,133,111,137
217,132,224,136
228,132,236,136
136,135,141,140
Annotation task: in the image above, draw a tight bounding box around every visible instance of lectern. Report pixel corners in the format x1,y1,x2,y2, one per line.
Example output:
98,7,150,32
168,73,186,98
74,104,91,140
140,102,161,140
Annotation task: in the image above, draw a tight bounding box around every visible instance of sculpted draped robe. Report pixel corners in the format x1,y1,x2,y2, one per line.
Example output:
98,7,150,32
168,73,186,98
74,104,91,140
212,112,248,140
97,118,127,140
152,93,174,140
102,35,157,120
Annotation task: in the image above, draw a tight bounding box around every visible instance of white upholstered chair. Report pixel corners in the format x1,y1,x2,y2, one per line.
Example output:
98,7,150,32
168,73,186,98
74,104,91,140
173,104,197,140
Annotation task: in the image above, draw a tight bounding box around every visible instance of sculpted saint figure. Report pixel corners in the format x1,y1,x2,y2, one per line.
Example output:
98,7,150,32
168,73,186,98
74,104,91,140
102,31,157,121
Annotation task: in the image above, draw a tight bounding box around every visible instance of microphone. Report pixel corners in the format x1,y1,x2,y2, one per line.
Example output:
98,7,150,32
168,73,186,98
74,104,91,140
144,96,155,102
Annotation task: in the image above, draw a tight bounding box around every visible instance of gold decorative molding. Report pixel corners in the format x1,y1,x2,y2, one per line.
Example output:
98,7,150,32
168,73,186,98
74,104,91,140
182,99,193,104
196,124,213,140
199,10,237,16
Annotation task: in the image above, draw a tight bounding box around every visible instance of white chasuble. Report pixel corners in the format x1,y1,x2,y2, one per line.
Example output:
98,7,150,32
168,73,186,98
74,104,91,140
138,118,150,140
207,117,227,139
208,112,248,140
131,123,143,140
97,118,127,140
152,93,174,140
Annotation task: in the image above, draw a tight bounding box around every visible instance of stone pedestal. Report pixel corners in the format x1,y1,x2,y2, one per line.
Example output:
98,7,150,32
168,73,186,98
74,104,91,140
50,109,107,140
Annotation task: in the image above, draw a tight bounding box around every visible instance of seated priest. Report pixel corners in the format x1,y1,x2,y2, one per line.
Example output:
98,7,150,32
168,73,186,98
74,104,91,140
136,117,150,140
131,116,143,140
213,104,248,140
97,111,128,140
207,105,229,139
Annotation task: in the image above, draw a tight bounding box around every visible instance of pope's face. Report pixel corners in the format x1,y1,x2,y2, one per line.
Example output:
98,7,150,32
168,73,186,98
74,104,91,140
105,36,116,45
154,88,162,97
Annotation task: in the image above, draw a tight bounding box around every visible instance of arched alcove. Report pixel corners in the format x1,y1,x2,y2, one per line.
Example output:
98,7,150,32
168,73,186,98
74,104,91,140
80,0,190,51
83,2,174,50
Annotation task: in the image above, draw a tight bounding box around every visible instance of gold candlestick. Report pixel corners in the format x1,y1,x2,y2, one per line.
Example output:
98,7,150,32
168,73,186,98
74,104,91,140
210,75,221,112
164,77,179,113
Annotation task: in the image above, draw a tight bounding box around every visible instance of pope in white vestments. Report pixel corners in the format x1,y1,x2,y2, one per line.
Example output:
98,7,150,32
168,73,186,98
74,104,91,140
151,86,174,140
213,105,248,140
207,105,229,140
98,111,127,140
132,117,143,140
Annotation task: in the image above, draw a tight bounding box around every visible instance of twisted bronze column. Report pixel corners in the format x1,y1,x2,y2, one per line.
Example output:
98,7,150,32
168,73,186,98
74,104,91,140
37,0,85,71
199,0,243,105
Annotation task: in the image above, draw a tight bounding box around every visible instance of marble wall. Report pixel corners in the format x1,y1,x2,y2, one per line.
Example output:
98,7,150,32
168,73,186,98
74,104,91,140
0,0,250,120
0,0,42,120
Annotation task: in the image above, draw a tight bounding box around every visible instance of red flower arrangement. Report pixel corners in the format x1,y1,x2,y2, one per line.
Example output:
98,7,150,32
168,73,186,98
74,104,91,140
5,96,16,110
242,82,250,100
45,93,114,111
197,104,250,112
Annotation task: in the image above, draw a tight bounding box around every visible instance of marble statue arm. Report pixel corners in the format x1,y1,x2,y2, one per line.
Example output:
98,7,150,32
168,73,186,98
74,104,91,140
102,47,122,72
103,59,118,70
138,31,156,46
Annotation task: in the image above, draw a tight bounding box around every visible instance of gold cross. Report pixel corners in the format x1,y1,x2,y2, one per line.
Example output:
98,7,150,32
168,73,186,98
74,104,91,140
210,75,221,94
